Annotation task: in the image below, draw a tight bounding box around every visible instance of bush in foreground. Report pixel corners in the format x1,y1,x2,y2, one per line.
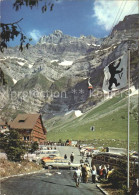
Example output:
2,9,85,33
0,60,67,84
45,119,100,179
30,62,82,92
0,130,25,161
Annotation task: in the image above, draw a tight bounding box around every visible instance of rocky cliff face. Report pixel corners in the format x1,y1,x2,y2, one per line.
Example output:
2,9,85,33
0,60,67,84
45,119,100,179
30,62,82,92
112,14,139,33
39,30,97,45
0,14,138,120
0,30,99,82
102,14,139,48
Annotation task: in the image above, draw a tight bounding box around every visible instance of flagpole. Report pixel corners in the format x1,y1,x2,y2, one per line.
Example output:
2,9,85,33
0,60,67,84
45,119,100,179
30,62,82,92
127,48,130,193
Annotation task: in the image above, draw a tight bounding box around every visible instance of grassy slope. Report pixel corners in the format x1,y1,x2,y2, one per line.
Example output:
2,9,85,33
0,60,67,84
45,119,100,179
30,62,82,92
47,92,138,149
13,73,52,91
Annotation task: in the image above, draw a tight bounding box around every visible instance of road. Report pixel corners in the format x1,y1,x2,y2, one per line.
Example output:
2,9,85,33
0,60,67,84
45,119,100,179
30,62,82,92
52,145,92,165
1,170,103,195
1,146,103,195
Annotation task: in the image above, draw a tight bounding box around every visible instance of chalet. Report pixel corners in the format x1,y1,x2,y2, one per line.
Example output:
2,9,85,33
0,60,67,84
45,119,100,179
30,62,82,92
10,114,46,144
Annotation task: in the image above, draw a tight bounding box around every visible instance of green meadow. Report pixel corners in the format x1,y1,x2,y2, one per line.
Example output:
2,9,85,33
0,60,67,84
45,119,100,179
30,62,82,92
46,91,138,150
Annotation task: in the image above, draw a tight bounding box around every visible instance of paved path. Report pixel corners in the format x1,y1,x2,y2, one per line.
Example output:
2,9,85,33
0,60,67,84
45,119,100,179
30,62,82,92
51,145,92,165
1,170,103,195
56,146,81,163
1,146,100,195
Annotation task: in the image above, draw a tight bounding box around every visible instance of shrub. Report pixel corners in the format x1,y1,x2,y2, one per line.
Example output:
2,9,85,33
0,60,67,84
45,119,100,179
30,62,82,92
1,130,26,162
30,141,39,153
108,168,127,188
108,161,135,192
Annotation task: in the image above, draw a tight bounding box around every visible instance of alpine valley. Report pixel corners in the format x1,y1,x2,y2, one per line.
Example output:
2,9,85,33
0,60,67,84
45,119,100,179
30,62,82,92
0,14,138,147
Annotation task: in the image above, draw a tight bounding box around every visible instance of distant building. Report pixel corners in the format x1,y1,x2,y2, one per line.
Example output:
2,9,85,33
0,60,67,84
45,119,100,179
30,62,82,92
0,119,9,133
10,114,46,144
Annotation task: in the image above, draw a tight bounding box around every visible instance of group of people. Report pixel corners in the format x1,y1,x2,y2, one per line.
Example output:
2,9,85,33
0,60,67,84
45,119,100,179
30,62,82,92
90,164,114,183
63,151,113,187
73,163,113,187
97,164,113,180
73,163,91,187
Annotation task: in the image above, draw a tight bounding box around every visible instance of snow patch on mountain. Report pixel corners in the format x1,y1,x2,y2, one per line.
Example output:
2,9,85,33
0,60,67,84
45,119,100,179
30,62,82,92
51,60,59,63
65,110,83,117
4,56,26,61
29,64,33,69
17,61,25,66
13,78,17,84
75,110,83,117
59,60,73,66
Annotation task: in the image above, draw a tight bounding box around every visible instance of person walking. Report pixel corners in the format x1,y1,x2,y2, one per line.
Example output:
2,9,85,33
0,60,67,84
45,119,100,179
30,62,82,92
73,167,82,187
130,179,138,195
81,164,90,183
99,165,104,179
85,164,90,183
92,165,97,183
70,152,74,163
64,154,67,159
81,164,87,183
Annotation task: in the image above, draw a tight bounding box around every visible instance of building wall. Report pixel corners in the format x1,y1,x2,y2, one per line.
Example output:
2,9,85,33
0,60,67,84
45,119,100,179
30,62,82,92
10,115,46,145
20,130,31,141
31,116,46,144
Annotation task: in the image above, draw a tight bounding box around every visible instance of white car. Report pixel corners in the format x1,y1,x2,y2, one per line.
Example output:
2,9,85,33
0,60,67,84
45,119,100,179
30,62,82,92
36,150,60,158
45,160,80,170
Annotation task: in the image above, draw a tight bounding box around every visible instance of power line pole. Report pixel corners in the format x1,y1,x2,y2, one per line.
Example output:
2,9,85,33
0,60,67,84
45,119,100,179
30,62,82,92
127,48,130,193
137,0,139,192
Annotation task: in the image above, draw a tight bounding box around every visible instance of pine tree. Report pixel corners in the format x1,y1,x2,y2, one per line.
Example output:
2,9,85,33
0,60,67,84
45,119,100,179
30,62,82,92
1,130,26,161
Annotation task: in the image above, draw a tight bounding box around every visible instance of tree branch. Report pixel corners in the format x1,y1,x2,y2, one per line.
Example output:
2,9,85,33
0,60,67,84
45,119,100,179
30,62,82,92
2,18,23,26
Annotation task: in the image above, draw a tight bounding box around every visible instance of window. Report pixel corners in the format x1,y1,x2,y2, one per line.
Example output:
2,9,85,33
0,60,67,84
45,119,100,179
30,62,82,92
19,120,25,123
24,136,29,141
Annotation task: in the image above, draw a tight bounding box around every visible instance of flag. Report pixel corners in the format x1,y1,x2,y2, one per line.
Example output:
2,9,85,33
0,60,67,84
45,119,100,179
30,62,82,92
102,53,128,93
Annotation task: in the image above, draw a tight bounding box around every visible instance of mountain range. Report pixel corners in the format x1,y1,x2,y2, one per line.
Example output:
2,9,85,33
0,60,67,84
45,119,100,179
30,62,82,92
0,14,138,126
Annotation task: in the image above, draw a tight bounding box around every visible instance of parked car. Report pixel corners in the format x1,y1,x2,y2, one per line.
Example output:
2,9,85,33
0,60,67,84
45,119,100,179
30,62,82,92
36,150,60,158
80,147,97,157
44,159,80,169
24,153,37,161
42,156,64,163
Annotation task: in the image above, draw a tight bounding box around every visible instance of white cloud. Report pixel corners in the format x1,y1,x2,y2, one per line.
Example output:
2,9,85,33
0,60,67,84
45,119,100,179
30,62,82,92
93,0,138,31
28,29,42,42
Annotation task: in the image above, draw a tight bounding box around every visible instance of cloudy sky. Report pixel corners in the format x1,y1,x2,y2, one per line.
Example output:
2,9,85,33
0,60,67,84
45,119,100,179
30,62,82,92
1,0,138,46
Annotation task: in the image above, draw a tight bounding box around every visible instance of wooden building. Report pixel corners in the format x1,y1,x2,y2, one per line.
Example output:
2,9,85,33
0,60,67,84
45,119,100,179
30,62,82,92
10,114,46,144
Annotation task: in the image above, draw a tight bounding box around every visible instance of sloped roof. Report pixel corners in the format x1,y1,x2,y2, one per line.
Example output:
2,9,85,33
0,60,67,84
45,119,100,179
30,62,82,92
10,114,41,130
8,121,13,126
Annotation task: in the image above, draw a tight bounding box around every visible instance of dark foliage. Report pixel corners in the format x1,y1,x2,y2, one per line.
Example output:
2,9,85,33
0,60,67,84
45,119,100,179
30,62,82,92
12,0,55,11
0,130,26,161
0,132,7,150
108,161,135,191
0,17,31,52
108,168,127,188
30,141,39,153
